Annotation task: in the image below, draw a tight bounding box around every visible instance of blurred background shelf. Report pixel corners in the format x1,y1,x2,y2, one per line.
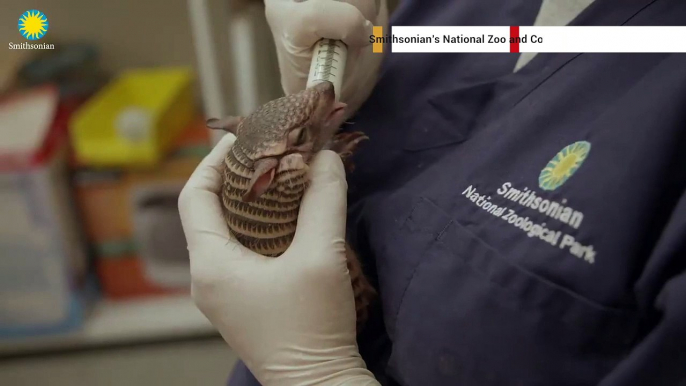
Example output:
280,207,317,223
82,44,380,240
0,294,217,357
0,0,276,384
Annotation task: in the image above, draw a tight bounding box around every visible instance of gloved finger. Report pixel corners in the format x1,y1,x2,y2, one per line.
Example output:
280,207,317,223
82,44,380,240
179,133,236,248
340,0,381,21
291,150,348,254
274,46,310,96
296,0,380,22
292,1,374,47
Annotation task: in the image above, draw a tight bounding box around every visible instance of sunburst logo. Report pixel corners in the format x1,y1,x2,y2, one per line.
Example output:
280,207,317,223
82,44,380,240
18,10,49,40
539,141,591,191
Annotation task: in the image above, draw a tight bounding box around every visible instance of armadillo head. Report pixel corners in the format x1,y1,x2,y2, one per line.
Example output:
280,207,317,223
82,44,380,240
206,81,347,202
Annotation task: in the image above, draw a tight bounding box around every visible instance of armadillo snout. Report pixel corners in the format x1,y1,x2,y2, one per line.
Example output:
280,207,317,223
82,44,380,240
312,81,335,99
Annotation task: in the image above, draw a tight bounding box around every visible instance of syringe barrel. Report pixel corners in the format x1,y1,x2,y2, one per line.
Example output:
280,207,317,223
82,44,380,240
306,39,348,101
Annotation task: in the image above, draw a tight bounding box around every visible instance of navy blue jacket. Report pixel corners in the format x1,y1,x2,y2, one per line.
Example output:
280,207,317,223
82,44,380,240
230,0,686,384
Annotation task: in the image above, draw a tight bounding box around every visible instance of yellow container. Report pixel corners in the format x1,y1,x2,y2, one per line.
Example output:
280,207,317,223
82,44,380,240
70,67,195,168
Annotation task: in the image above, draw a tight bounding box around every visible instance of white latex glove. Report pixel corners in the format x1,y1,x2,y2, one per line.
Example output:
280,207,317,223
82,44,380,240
265,0,389,116
178,133,379,386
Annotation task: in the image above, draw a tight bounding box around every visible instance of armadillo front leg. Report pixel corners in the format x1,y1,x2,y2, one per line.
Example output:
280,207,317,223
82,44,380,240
330,131,376,330
329,131,368,172
345,244,376,332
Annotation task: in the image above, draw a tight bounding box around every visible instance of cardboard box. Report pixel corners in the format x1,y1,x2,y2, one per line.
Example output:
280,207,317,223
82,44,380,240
72,118,211,299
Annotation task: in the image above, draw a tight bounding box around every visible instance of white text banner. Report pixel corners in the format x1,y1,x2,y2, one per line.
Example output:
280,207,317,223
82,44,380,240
386,26,686,53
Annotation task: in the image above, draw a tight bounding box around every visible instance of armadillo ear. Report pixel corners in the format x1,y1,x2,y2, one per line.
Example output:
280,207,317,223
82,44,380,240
206,116,244,135
243,158,279,202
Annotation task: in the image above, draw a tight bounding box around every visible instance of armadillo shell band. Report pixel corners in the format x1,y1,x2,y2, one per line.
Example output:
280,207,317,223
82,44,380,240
224,148,252,178
223,189,301,213
226,211,297,239
234,231,294,257
223,183,304,206
225,198,300,224
230,142,254,169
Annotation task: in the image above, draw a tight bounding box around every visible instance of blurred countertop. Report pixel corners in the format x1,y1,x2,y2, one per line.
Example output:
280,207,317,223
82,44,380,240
0,294,217,357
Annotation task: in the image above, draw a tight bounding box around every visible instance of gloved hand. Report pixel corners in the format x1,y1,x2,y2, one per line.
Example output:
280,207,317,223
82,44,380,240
265,0,389,116
178,133,380,386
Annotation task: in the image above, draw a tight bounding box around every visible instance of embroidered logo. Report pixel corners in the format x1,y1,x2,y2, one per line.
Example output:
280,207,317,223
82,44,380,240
539,141,591,191
18,10,49,40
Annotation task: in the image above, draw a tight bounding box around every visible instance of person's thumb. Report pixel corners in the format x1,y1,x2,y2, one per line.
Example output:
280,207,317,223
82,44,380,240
291,0,374,47
291,151,348,255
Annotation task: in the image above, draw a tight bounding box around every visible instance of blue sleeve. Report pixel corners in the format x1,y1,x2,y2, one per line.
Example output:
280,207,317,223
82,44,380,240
227,360,261,386
599,194,686,385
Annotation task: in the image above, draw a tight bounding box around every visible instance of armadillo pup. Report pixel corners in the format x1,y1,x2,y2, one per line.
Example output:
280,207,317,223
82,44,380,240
206,81,375,330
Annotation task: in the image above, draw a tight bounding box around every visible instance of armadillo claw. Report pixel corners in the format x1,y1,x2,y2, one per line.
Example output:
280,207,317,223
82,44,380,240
330,132,368,173
330,131,369,156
